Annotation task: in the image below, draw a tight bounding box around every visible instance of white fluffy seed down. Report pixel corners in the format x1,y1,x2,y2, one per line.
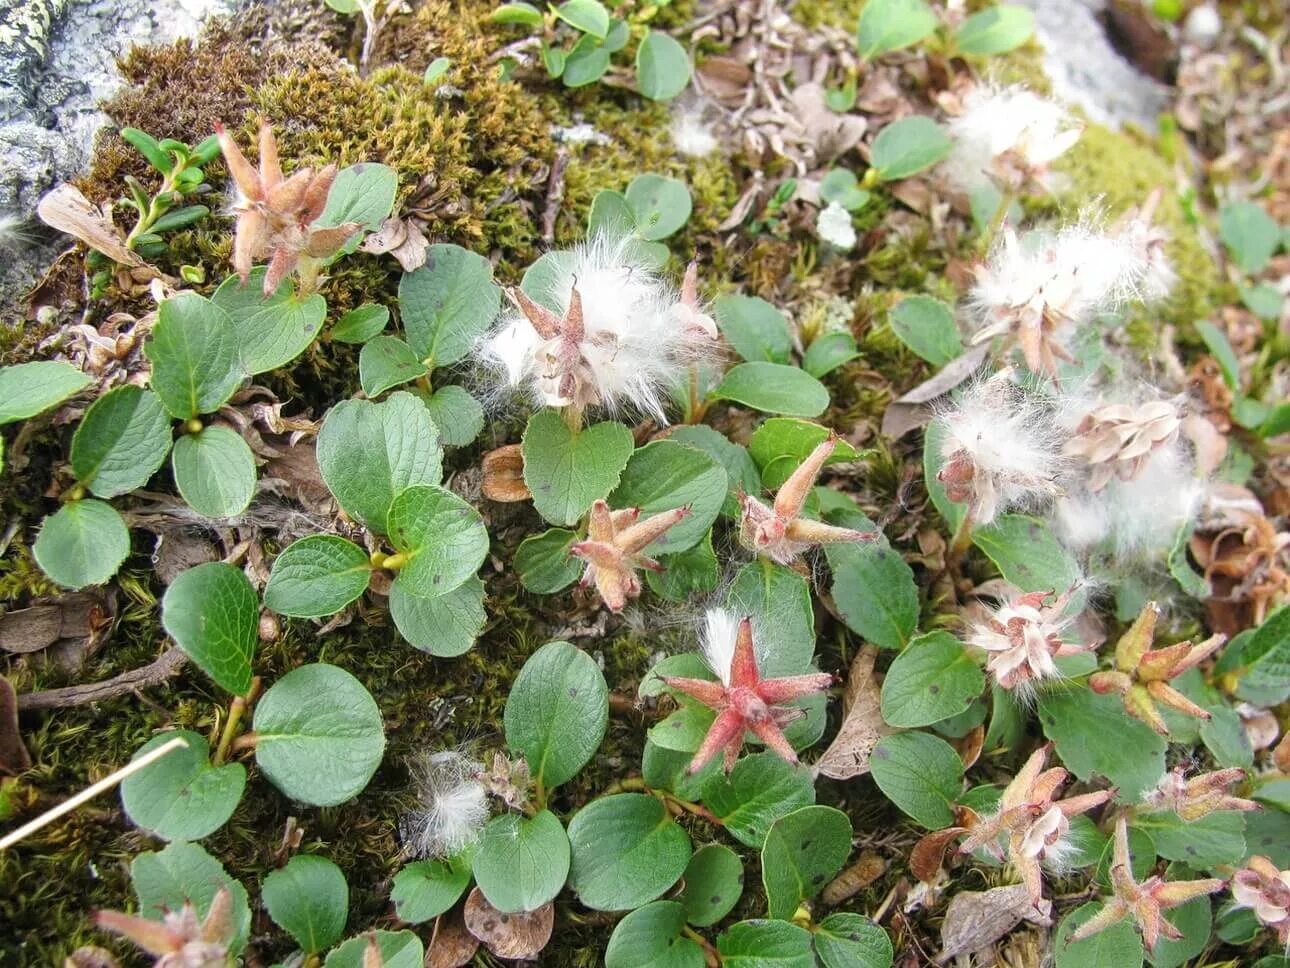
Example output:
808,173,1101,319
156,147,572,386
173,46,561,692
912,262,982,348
816,202,857,251
934,372,1068,524
699,608,743,686
943,86,1082,195
480,235,710,421
400,750,489,859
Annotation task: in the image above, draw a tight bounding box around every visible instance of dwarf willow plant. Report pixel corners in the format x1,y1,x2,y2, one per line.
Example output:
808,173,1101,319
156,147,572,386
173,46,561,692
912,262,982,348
491,0,691,99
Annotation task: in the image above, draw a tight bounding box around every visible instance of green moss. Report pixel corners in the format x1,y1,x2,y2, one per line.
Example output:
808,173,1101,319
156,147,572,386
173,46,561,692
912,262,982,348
1052,123,1221,330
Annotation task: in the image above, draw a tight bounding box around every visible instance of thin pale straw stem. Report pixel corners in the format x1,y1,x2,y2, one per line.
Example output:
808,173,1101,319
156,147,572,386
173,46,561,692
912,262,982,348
0,735,189,851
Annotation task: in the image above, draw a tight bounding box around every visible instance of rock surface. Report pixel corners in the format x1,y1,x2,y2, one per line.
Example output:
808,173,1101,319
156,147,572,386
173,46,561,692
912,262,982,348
1017,0,1171,131
0,0,230,309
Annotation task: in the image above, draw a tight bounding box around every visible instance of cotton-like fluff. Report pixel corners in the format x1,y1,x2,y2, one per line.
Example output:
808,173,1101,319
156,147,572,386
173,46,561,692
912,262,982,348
942,86,1082,195
480,236,708,421
970,223,1146,381
967,588,1090,699
816,202,857,251
1053,434,1203,558
400,750,489,859
699,607,744,685
934,371,1067,525
670,105,719,158
1114,191,1176,304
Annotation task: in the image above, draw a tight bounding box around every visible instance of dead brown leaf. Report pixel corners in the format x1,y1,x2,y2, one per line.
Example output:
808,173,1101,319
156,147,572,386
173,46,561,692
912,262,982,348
152,531,220,586
937,883,1050,963
822,850,887,904
909,827,965,884
1,677,32,775
427,908,480,968
482,445,531,503
0,606,63,654
880,343,991,439
361,216,429,272
463,888,553,960
815,645,892,779
36,184,146,269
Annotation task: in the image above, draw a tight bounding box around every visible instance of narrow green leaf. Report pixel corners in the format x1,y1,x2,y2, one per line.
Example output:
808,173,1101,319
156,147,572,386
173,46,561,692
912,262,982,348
710,363,829,417
331,303,389,344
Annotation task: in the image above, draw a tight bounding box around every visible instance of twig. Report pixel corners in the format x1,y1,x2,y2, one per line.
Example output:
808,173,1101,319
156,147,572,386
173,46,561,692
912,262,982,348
0,735,188,850
16,646,186,711
541,148,570,244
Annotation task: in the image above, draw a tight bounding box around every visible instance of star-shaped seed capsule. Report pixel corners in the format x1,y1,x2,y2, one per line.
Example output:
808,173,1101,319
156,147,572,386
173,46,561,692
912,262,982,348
670,260,718,339
570,500,691,612
96,886,235,967
663,614,832,773
1143,767,1259,821
957,745,1112,909
505,285,603,411
1088,602,1225,735
216,118,362,295
1067,816,1224,951
738,435,877,564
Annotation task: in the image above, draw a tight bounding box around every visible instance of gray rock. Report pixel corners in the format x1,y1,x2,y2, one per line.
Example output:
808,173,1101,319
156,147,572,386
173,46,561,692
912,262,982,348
1015,0,1170,131
0,0,230,312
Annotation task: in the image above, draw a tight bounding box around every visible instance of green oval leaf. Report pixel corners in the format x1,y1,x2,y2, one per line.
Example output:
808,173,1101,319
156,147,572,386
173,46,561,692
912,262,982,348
1055,902,1145,968
70,386,173,498
562,38,611,86
1219,200,1280,275
131,841,252,953
762,805,853,920
146,292,242,419
0,361,92,425
971,514,1082,595
870,731,963,829
608,440,726,554
399,244,501,366
253,663,386,805
472,809,570,913
390,854,473,924
668,425,760,517
871,116,952,181
161,562,258,695
718,920,815,967
171,425,257,519
33,499,130,590
626,173,692,242
567,793,691,911
504,640,608,789
389,575,486,657
748,418,860,489
1129,810,1246,870
715,295,793,364
676,843,744,927
324,930,422,968
814,913,893,968
521,410,635,526
359,336,428,397
857,0,938,58
880,631,984,727
825,517,919,651
711,363,829,417
637,31,691,101
491,2,543,27
803,332,860,378
316,163,398,236
1230,603,1290,705
262,855,349,954
953,5,1034,54
331,303,389,344
386,484,488,596
120,730,245,841
316,393,443,531
888,295,962,366
700,753,816,849
645,531,719,601
264,535,372,618
423,385,484,448
606,901,706,968
555,0,609,37
211,269,327,375
1037,688,1166,800
515,527,582,593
